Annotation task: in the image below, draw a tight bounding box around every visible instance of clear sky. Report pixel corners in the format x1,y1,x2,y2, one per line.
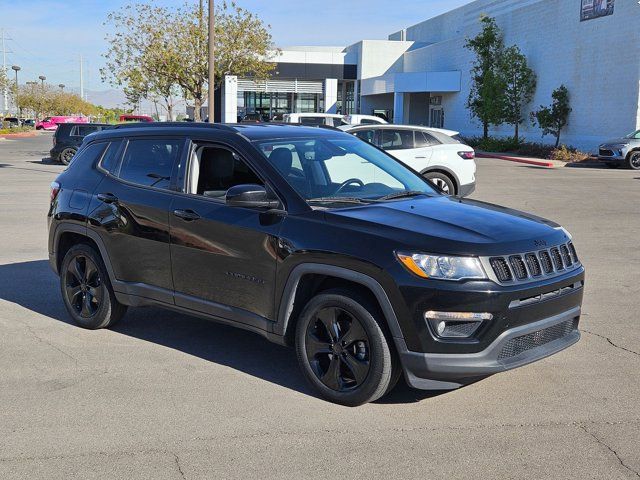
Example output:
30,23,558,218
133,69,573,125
0,0,474,92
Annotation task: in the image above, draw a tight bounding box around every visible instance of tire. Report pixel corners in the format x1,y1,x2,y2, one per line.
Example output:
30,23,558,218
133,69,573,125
424,171,456,195
60,243,127,329
627,151,640,170
295,289,395,406
59,147,77,165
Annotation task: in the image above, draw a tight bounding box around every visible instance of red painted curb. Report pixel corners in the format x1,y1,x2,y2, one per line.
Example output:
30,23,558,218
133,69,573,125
0,131,38,139
477,152,554,168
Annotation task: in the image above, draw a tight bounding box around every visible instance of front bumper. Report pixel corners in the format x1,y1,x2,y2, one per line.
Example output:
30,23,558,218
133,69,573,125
398,306,580,390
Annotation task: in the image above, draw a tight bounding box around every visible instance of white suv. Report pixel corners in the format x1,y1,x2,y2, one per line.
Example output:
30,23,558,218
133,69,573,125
346,125,476,196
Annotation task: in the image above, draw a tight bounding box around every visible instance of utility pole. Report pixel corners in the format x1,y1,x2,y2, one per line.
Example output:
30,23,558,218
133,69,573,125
2,29,7,113
207,0,215,123
79,55,84,100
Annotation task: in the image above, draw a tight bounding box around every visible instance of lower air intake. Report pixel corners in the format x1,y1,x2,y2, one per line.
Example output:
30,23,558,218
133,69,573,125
497,318,578,360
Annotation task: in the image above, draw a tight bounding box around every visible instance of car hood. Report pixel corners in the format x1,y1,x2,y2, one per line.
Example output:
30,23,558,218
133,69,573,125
601,137,632,146
325,195,568,256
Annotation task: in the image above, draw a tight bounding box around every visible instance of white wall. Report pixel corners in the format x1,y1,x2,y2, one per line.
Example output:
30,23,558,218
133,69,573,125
391,0,640,150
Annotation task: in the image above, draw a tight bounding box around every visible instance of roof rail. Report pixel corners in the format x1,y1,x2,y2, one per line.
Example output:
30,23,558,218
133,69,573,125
111,122,237,131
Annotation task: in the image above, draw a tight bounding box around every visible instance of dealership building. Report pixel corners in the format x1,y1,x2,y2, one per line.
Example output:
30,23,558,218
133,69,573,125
219,0,636,150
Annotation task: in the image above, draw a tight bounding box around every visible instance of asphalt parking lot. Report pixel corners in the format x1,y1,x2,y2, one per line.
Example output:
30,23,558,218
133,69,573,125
0,132,638,479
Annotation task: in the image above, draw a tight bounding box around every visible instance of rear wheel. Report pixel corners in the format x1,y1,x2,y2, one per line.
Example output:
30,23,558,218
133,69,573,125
627,151,640,170
295,289,395,406
59,147,77,165
424,171,455,195
60,244,127,329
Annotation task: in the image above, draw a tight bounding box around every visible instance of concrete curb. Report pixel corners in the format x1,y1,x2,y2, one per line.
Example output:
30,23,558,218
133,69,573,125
476,152,555,168
0,131,38,140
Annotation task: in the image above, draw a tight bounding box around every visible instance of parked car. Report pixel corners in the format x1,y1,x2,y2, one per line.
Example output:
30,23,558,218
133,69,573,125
22,119,36,127
341,114,388,127
239,112,267,123
597,130,640,170
347,124,476,196
2,117,20,128
283,113,349,128
50,123,112,165
119,114,153,123
48,123,584,406
36,116,88,131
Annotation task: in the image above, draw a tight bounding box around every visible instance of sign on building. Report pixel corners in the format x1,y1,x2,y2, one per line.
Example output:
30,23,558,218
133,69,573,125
580,0,614,22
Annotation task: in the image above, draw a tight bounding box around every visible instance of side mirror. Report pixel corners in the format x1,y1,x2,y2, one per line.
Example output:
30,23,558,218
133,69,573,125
225,184,280,209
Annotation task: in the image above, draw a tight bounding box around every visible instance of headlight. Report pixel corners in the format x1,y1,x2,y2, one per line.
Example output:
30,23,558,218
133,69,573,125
396,252,487,280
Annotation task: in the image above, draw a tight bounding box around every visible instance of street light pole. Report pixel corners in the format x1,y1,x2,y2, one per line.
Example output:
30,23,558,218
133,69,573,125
59,84,65,92
11,65,20,115
39,75,46,87
207,0,215,123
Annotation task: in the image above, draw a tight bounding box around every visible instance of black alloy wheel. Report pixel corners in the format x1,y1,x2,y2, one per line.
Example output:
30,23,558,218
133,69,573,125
64,254,103,318
628,151,640,170
60,147,76,165
305,306,371,391
60,244,127,329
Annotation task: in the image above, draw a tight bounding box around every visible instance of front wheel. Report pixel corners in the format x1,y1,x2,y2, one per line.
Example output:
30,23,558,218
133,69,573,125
60,244,127,329
295,290,396,406
627,152,640,170
424,171,455,195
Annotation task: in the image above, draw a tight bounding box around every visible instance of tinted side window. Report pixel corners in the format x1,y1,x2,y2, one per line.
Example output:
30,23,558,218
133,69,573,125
354,129,375,144
68,142,108,168
331,118,345,127
414,131,439,147
360,119,378,125
300,117,325,126
118,138,182,190
380,129,414,150
99,141,122,174
76,125,100,136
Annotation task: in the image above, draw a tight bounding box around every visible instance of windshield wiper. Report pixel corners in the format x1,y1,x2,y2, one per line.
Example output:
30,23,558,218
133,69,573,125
307,196,371,205
376,190,427,201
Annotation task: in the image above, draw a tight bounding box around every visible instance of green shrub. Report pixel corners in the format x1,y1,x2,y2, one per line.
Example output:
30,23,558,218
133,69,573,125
464,135,588,161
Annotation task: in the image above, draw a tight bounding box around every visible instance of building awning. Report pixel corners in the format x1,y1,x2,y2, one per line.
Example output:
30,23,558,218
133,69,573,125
361,71,461,96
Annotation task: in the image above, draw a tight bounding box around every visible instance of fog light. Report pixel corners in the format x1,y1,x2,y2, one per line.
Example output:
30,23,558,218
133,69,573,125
425,311,493,339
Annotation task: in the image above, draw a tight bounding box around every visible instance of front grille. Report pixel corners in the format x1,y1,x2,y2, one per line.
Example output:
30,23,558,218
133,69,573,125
509,255,527,280
497,318,579,360
490,257,512,282
550,247,564,270
599,148,614,157
525,253,541,276
539,251,553,274
487,242,580,284
560,244,572,267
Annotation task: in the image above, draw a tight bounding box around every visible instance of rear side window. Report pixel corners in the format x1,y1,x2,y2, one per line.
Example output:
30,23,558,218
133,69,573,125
380,129,414,150
360,119,379,125
299,117,325,126
73,125,100,137
99,141,122,174
414,131,440,147
68,142,108,168
118,138,182,190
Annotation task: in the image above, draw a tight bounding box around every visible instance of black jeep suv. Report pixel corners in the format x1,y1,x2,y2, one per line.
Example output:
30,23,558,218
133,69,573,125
51,123,112,165
48,123,584,405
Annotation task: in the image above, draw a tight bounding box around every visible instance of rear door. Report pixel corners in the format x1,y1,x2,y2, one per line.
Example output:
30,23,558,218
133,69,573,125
377,129,430,170
90,136,186,302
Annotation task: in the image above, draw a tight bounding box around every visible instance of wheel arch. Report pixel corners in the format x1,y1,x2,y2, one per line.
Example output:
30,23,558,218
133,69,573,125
275,263,405,347
420,166,460,194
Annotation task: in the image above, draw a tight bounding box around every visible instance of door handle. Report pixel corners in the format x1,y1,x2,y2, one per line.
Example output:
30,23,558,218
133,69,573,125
97,192,118,204
173,209,201,221
415,156,427,159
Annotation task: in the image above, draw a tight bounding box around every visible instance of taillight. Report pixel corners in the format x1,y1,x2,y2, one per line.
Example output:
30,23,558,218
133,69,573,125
50,181,61,203
457,151,475,160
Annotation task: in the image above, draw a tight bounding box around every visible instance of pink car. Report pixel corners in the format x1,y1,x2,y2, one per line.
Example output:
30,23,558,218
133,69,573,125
36,116,88,131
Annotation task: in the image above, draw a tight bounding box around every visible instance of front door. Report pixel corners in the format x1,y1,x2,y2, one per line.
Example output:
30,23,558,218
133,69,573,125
430,107,444,129
378,129,433,171
169,142,283,323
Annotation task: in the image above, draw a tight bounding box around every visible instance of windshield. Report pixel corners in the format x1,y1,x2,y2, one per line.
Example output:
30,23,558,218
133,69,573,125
625,130,640,139
255,135,438,205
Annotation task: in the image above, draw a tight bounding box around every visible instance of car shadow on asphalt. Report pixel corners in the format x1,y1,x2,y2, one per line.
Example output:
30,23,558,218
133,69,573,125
0,259,447,405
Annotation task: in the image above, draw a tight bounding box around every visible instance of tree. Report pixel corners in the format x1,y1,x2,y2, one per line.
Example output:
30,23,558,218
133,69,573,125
15,83,97,118
532,85,571,147
465,15,506,138
102,1,276,121
499,45,536,140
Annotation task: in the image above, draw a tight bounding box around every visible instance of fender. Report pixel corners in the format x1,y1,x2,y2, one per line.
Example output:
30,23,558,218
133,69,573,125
274,263,406,343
